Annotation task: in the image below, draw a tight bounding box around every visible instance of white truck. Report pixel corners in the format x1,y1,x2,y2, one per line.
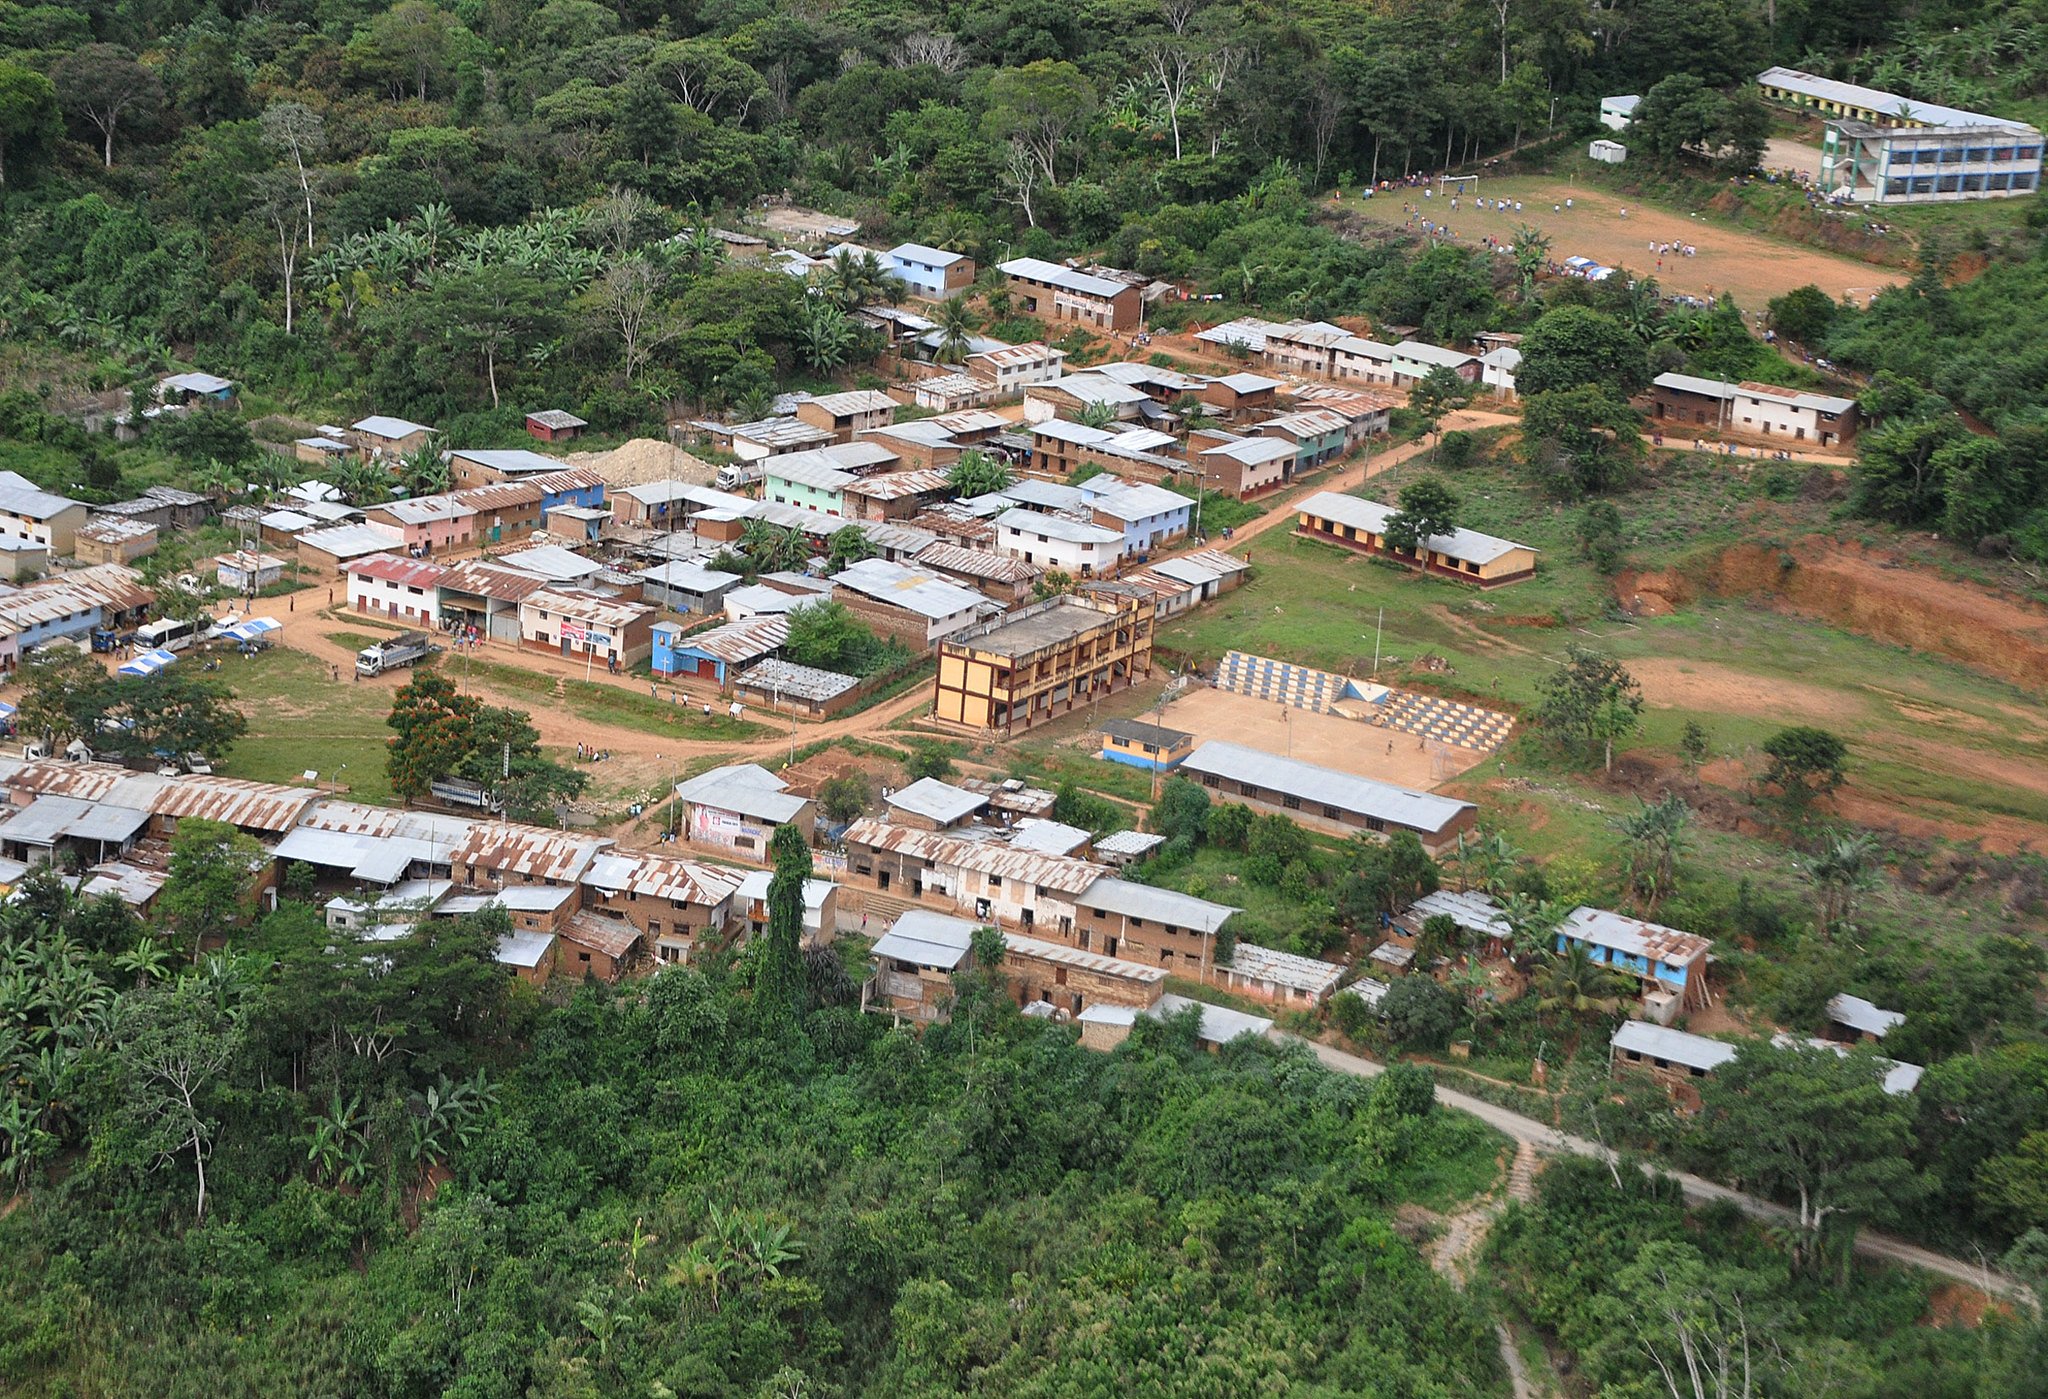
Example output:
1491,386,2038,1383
714,462,763,492
354,631,441,677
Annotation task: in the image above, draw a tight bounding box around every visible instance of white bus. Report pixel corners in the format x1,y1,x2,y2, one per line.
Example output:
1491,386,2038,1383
134,617,203,653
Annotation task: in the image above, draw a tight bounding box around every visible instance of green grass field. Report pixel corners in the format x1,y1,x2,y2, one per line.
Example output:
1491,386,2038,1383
1153,443,2048,861
217,648,398,802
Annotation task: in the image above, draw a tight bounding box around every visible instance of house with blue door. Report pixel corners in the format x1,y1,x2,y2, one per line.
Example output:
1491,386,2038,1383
653,614,789,687
1557,905,1713,1016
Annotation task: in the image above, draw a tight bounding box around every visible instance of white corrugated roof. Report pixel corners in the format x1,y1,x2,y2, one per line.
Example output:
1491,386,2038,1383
1296,490,1535,568
885,777,989,826
1180,740,1474,835
1612,1020,1739,1072
871,908,980,969
1757,66,2033,131
1827,993,1905,1038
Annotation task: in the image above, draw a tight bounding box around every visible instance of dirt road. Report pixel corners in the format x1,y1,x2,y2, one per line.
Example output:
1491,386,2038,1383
271,599,934,779
1294,1035,2035,1305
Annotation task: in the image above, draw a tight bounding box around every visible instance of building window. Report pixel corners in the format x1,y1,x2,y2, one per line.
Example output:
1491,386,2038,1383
1282,795,1301,810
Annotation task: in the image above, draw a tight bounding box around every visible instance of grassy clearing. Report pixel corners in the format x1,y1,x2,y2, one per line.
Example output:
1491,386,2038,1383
457,656,771,743
219,648,397,802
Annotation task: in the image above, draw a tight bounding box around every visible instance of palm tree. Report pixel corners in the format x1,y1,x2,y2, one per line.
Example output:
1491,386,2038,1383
1616,794,1692,913
1075,399,1118,430
931,297,981,363
795,300,858,372
1533,943,1630,1018
399,444,451,497
740,520,810,574
113,935,172,989
1510,225,1551,298
332,456,395,507
1497,892,1566,973
1807,830,1881,941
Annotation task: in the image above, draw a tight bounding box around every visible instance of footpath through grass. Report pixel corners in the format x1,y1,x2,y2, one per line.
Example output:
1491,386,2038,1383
219,648,398,802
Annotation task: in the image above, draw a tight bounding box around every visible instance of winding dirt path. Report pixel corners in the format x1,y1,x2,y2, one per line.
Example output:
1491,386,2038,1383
268,599,934,783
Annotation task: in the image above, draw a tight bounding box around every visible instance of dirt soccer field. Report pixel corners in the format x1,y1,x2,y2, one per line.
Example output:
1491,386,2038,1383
1339,176,1900,308
1153,686,1487,792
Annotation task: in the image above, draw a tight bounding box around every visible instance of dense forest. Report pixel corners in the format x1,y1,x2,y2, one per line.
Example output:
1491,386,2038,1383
0,0,2036,432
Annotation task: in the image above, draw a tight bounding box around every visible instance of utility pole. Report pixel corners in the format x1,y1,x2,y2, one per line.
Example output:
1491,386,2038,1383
1372,606,1384,677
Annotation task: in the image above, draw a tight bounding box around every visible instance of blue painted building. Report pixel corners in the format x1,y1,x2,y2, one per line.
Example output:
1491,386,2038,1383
1557,905,1713,1011
1098,719,1194,772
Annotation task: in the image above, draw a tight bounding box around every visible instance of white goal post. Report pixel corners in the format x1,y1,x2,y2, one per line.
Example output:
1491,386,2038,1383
1438,174,1478,198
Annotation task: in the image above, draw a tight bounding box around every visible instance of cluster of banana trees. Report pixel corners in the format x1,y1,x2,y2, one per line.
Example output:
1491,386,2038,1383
303,1069,497,1192
306,203,605,322
0,931,119,1191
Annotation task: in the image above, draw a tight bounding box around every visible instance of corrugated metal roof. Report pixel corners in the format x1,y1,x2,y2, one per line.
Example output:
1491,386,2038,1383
456,480,546,512
354,415,434,440
562,911,640,959
1004,931,1168,981
0,565,154,635
1222,940,1344,992
437,559,554,603
1562,906,1712,967
152,775,321,833
1008,818,1090,855
495,929,555,969
676,615,789,663
871,908,979,969
672,763,809,823
451,823,611,881
1193,317,1290,352
834,558,987,621
1612,1020,1739,1071
1096,829,1166,858
843,468,952,501
1393,340,1477,369
1756,65,2031,131
584,850,744,905
374,496,476,526
299,523,406,559
525,588,652,632
914,543,1043,585
1079,875,1237,932
1180,740,1474,835
1827,993,1905,1038
1407,889,1511,940
347,553,450,588
995,509,1122,546
1296,490,1535,567
1152,992,1271,1043
999,257,1130,300
886,778,988,826
807,390,897,416
448,447,563,474
845,818,1107,894
737,658,860,702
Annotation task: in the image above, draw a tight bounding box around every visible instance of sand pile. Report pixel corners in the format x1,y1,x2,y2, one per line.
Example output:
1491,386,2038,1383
568,437,717,487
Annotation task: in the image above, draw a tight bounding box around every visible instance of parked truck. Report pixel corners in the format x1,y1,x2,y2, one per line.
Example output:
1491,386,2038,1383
354,631,441,677
713,462,763,492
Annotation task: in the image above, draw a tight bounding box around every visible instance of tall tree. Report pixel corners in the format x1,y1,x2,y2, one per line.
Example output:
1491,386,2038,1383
259,102,327,250
0,61,60,187
51,44,162,170
983,60,1097,187
423,268,562,410
161,819,264,963
1537,644,1643,773
1698,1039,1921,1275
757,823,812,1027
1383,476,1459,553
113,977,245,1220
